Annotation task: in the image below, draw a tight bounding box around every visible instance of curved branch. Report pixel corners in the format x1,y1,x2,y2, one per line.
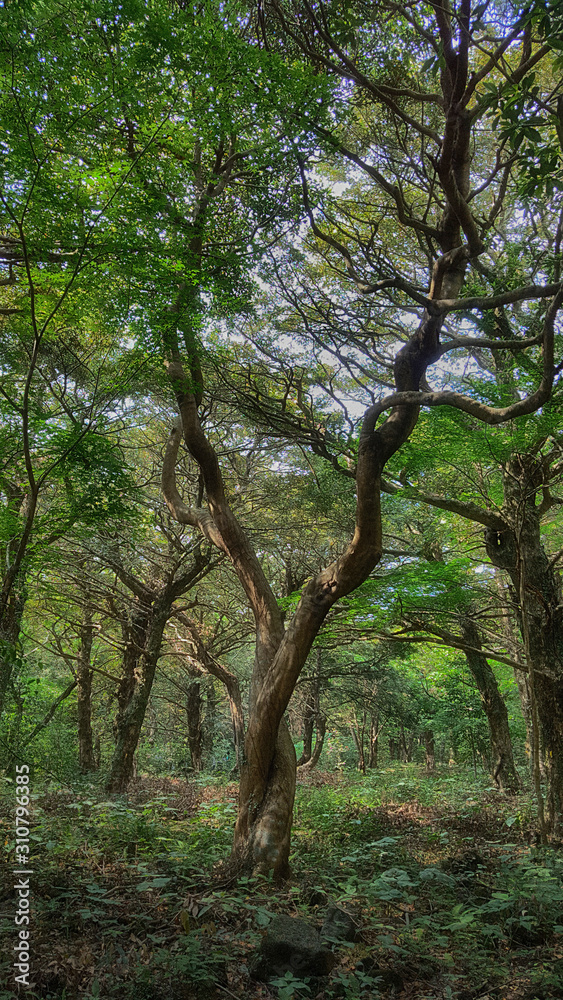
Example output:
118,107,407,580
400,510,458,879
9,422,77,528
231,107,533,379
363,286,562,437
436,281,563,313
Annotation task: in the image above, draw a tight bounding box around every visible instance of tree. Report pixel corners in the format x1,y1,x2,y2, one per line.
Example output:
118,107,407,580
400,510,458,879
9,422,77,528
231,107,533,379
158,0,563,872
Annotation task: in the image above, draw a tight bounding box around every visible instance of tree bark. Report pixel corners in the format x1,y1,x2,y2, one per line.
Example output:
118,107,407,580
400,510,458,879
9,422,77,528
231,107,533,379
0,484,34,718
351,711,367,773
296,653,323,768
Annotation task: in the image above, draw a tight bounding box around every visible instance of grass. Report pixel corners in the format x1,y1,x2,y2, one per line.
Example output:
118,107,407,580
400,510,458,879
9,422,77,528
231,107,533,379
0,766,560,1000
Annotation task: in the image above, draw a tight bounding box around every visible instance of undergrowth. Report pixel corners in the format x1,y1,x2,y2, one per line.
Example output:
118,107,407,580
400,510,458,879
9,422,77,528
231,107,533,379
0,766,560,1000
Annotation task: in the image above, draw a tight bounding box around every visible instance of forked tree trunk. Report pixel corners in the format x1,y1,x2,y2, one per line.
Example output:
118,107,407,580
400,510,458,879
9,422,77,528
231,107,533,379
105,553,209,794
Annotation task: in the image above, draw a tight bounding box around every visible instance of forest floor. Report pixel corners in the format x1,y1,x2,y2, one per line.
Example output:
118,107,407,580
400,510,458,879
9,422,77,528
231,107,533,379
1,765,562,1000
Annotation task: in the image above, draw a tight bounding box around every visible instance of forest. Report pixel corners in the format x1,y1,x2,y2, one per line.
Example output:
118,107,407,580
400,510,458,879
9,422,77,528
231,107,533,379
1,0,563,997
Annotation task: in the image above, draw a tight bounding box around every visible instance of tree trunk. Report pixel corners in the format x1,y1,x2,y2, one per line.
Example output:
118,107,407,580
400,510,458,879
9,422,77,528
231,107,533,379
77,609,97,773
460,618,521,793
203,678,216,760
485,453,563,828
297,655,323,768
0,570,26,719
300,712,326,772
104,550,209,794
425,729,435,773
0,488,31,719
186,680,203,771
351,712,367,773
106,599,169,793
296,687,315,767
400,725,408,762
172,612,246,772
233,718,296,878
494,573,534,764
368,714,379,769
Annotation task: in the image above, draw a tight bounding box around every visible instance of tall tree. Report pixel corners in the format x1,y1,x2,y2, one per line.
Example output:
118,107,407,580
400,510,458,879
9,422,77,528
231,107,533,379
162,1,563,872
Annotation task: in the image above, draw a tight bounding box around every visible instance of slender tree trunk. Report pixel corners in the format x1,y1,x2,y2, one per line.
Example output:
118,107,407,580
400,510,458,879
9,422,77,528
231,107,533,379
296,688,315,767
299,712,326,772
186,679,203,771
77,608,97,773
400,725,408,762
172,612,246,772
297,654,323,768
494,573,534,763
368,713,379,769
351,711,367,773
461,618,521,793
0,571,26,719
425,730,435,773
203,678,216,760
0,489,31,718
